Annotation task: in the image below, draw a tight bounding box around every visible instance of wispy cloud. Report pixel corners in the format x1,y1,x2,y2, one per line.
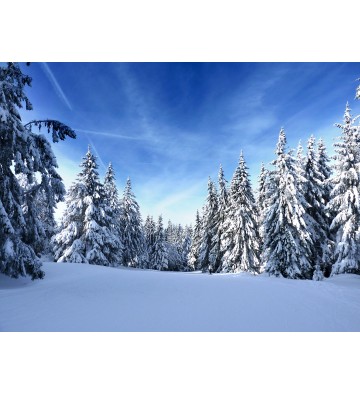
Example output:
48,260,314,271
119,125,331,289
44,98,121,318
40,62,72,111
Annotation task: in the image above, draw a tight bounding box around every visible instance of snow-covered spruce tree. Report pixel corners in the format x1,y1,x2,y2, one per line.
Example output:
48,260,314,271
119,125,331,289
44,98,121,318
317,138,333,276
53,147,120,266
303,135,332,280
263,128,315,279
120,178,146,267
220,152,261,274
103,162,123,264
181,225,193,271
328,104,360,275
356,78,360,101
212,164,228,273
17,174,56,256
144,215,156,266
151,215,169,270
188,210,202,270
197,178,219,272
0,62,75,279
256,162,268,251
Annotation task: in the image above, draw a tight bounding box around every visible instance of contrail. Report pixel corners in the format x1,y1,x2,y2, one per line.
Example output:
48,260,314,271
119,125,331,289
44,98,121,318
87,137,107,172
76,128,150,141
40,62,73,111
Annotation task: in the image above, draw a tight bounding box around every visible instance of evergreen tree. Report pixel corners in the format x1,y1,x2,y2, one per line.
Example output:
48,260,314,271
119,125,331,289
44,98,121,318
303,135,332,280
263,129,315,279
220,152,261,274
120,178,146,267
197,178,219,272
0,62,75,279
181,225,193,271
144,215,156,266
257,162,268,252
151,215,169,270
188,210,202,271
103,162,123,264
17,174,55,256
212,164,228,273
328,104,360,275
53,147,120,266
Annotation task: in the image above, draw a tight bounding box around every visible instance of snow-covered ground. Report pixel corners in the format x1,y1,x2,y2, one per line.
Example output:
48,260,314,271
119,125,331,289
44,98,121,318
1,261,360,331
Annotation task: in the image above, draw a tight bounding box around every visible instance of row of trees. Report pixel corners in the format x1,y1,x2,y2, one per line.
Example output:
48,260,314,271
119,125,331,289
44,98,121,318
190,101,360,279
52,148,193,271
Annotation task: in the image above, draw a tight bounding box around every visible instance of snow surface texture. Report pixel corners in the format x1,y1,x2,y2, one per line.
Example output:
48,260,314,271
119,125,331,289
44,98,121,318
1,262,360,331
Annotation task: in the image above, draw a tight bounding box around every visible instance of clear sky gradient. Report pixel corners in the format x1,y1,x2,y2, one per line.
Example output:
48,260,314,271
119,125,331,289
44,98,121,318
19,62,360,226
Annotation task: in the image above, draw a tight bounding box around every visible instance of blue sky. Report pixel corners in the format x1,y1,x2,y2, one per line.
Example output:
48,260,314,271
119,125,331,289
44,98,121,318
19,62,360,226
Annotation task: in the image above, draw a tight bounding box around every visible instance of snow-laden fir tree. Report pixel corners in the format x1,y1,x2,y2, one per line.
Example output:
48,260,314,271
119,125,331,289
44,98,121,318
327,104,360,275
356,78,360,101
151,215,169,270
220,152,261,274
17,174,56,256
103,162,123,264
211,164,228,273
188,210,202,271
144,215,156,266
120,178,146,267
317,138,333,276
197,178,219,272
0,62,75,279
263,128,315,279
303,135,332,280
53,147,120,266
181,225,193,271
256,162,268,249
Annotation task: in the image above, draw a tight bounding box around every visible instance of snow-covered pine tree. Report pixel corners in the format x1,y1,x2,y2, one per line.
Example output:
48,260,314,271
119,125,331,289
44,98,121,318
197,178,219,272
256,162,268,252
257,163,268,218
212,164,228,273
303,135,332,280
17,174,53,256
53,147,120,266
263,128,315,279
144,215,156,267
181,225,193,271
103,162,123,264
220,152,261,274
356,78,360,101
151,215,169,270
188,210,202,271
120,178,146,267
328,104,360,275
0,62,75,279
317,138,333,276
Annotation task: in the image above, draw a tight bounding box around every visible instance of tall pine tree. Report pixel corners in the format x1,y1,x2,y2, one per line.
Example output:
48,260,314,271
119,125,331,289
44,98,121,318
220,152,261,274
151,215,169,270
53,147,120,266
103,162,123,264
263,129,315,279
303,135,331,280
188,210,202,271
0,62,75,279
120,178,146,267
197,178,219,272
328,104,360,275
